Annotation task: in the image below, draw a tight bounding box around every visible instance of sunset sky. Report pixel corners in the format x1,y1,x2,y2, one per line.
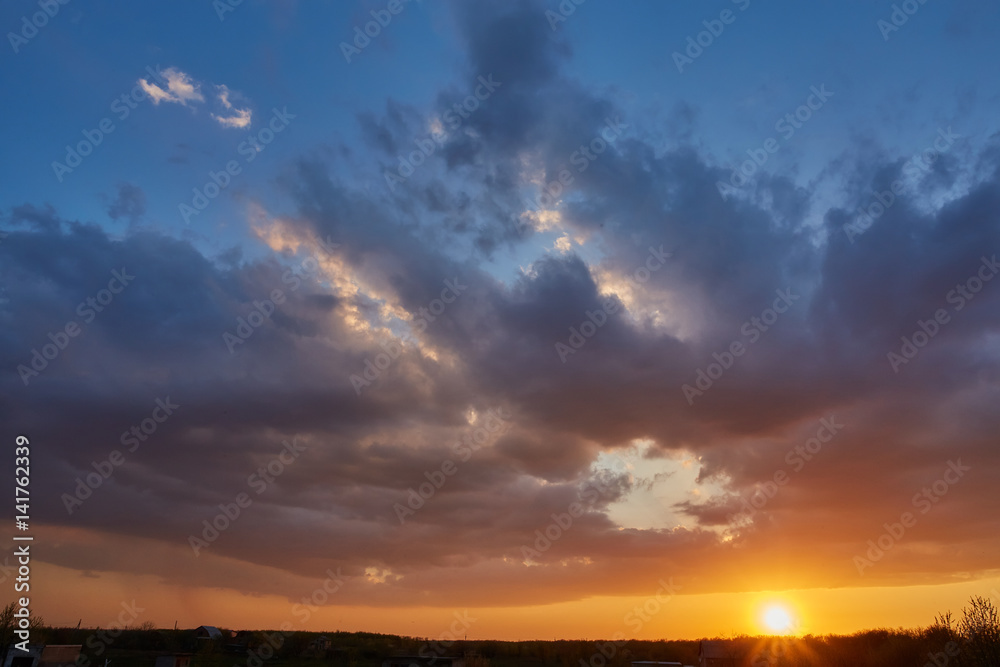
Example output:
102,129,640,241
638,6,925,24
2,0,1000,641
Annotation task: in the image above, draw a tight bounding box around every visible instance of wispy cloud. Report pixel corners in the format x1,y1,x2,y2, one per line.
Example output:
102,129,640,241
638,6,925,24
138,67,204,106
139,70,252,129
211,84,253,129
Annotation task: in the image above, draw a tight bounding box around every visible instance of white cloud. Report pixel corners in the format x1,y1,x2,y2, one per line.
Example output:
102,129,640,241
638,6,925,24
212,107,252,129
553,235,572,254
211,84,252,128
216,84,236,109
138,71,252,129
138,67,205,106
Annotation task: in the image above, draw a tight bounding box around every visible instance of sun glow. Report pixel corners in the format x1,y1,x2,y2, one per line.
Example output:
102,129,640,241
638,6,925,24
763,604,795,634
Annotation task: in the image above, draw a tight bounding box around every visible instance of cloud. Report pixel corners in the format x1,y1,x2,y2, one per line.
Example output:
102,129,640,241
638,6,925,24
212,107,252,129
211,84,253,129
5,0,1000,613
139,70,252,129
106,183,146,226
139,67,205,106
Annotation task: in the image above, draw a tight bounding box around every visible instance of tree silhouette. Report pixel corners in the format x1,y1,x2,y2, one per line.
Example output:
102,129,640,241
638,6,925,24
957,596,1000,667
1,601,45,667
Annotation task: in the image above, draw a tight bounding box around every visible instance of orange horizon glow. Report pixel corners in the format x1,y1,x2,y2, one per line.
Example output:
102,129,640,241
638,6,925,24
30,560,1000,641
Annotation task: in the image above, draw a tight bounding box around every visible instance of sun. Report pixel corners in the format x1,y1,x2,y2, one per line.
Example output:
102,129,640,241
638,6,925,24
762,605,794,634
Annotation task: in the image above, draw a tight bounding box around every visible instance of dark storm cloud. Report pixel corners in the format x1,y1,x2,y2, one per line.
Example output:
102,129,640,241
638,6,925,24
106,183,147,226
357,99,422,156
5,0,1000,608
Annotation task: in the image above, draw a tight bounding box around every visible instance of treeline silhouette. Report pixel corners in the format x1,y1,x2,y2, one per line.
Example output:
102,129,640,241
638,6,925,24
8,595,999,667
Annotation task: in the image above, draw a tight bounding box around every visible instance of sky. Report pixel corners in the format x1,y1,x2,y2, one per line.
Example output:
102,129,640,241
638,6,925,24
2,0,1000,642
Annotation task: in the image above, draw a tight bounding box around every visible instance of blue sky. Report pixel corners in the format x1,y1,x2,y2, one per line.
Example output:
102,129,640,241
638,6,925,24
5,1,998,259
